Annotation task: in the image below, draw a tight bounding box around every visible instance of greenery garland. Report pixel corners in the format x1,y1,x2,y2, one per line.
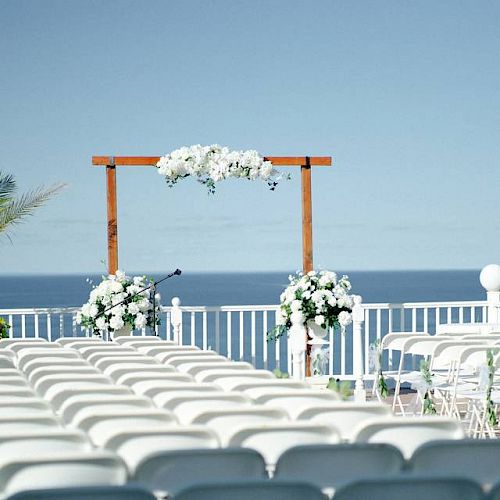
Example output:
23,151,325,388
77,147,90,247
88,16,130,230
486,350,498,428
420,359,437,415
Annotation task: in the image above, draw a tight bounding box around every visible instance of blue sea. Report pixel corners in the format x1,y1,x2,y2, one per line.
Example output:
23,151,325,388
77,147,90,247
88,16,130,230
0,270,486,309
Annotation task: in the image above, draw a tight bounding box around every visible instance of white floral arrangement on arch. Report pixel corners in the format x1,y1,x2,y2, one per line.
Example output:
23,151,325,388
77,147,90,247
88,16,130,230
268,270,354,341
76,270,161,335
156,144,287,194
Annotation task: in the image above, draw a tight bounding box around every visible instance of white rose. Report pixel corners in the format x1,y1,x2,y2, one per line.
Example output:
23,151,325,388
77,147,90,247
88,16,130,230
81,303,91,317
154,293,161,302
128,302,140,315
109,315,124,330
89,304,99,318
135,313,147,329
115,270,126,281
75,312,82,324
290,300,302,312
138,299,150,311
338,311,352,327
303,291,311,300
315,315,325,326
110,281,123,293
96,316,107,331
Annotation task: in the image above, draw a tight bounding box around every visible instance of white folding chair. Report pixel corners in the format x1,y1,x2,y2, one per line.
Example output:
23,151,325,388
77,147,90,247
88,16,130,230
0,354,15,369
0,413,61,432
217,379,307,392
0,338,47,349
183,362,254,378
227,423,340,468
113,335,172,345
157,350,220,364
18,350,81,371
55,338,103,347
77,346,136,359
192,407,289,445
44,383,132,410
103,363,176,381
295,402,392,441
61,395,154,425
22,357,89,377
75,409,178,445
131,381,219,399
29,366,101,385
198,369,274,384
0,451,127,498
252,390,340,418
0,397,52,415
34,374,114,395
167,356,229,369
94,356,158,371
101,425,220,473
115,371,192,386
353,416,465,459
8,343,62,354
164,393,251,422
138,345,200,358
0,429,91,455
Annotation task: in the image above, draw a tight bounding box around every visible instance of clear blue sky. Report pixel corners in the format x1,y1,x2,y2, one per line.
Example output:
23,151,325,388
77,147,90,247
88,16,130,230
2,0,499,274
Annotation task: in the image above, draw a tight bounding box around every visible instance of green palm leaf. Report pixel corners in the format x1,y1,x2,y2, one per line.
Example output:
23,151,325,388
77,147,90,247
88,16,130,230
0,172,65,238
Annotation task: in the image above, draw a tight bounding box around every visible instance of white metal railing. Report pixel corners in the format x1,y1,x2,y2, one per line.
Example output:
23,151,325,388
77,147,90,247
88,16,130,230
0,298,490,380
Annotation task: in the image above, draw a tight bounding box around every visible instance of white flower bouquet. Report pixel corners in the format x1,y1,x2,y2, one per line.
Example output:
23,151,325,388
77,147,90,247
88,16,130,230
156,144,286,194
77,270,161,335
268,270,354,341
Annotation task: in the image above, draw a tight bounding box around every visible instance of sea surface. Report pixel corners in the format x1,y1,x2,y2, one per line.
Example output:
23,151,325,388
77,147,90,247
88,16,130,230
0,269,486,309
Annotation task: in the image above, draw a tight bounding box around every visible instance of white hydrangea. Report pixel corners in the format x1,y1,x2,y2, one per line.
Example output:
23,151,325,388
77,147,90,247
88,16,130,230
77,270,161,335
157,145,284,194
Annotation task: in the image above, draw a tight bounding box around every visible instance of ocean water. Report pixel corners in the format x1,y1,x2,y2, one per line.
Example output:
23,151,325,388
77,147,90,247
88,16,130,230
0,270,486,309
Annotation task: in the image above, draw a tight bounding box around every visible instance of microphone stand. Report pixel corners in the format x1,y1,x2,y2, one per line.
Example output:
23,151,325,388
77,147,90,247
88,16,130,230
97,269,182,339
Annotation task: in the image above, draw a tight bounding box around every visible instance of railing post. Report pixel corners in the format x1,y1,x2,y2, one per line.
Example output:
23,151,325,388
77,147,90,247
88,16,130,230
289,323,306,381
171,297,182,345
352,295,366,401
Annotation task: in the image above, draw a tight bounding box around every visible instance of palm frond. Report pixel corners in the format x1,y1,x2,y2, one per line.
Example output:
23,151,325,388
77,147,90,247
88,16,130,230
0,183,66,235
0,172,16,206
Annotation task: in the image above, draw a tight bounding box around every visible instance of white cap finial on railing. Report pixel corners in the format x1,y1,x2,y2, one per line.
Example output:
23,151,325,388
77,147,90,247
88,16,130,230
480,264,500,292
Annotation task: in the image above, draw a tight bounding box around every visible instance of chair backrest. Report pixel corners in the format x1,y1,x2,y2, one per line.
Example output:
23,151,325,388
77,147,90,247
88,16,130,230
18,350,80,371
102,426,220,472
191,407,289,444
134,381,218,400
0,355,15,369
103,363,176,380
134,448,267,496
198,370,274,384
381,333,428,350
0,429,91,456
296,402,392,440
274,443,404,491
410,439,500,487
166,355,228,368
8,343,61,354
227,422,340,467
34,374,113,395
140,345,199,358
220,379,307,392
163,392,250,417
55,338,103,346
174,480,325,500
353,417,465,459
29,366,100,385
436,323,488,335
115,371,191,386
6,485,155,500
93,356,157,371
22,358,88,376
66,399,156,426
0,414,60,432
333,476,484,500
0,339,47,349
157,350,220,363
113,335,170,345
45,384,132,410
0,451,127,498
60,395,153,424
77,346,136,358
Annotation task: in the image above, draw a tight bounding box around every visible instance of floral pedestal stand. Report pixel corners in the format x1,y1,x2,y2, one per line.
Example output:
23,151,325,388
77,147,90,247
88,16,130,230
307,321,329,378
110,324,132,341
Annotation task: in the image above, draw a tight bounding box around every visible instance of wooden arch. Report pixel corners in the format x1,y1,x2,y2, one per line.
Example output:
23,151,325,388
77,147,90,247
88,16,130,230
92,155,332,275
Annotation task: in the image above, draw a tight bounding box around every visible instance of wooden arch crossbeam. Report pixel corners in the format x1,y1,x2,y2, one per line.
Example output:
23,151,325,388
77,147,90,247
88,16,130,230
92,155,332,275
